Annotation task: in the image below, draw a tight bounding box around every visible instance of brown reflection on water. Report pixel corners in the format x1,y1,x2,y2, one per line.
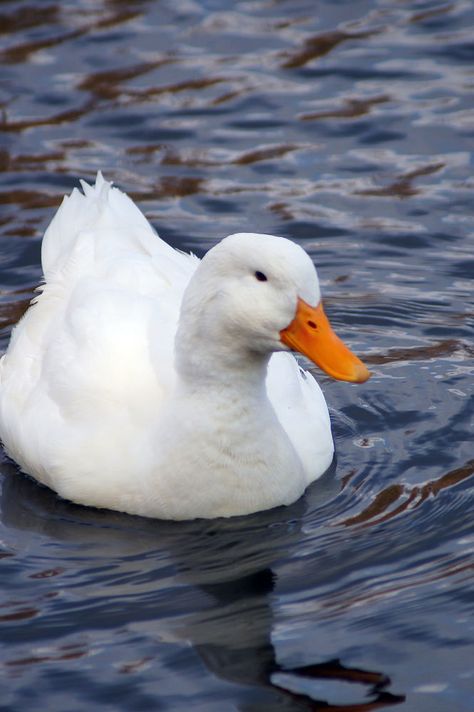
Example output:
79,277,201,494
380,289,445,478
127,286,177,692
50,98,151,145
282,29,380,69
418,459,474,499
211,88,247,107
269,201,297,221
0,4,59,35
1,27,82,65
366,338,474,365
0,6,142,65
0,606,38,623
339,484,405,527
339,459,474,528
409,3,456,25
130,175,205,202
1,100,95,133
127,76,226,104
273,658,405,711
29,567,64,579
78,59,177,101
5,642,88,668
301,95,390,122
1,224,38,238
0,189,61,209
234,144,300,166
0,294,35,330
0,149,65,172
355,162,445,199
158,143,301,168
118,655,153,675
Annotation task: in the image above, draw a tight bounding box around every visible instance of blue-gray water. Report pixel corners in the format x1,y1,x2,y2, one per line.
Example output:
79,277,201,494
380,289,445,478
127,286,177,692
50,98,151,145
0,1,473,710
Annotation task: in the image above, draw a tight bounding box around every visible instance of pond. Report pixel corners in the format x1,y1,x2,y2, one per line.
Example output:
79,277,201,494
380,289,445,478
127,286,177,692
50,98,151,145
0,1,473,710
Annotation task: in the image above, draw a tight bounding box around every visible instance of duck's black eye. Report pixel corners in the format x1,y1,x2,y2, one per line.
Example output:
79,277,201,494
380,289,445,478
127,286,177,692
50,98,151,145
254,271,268,282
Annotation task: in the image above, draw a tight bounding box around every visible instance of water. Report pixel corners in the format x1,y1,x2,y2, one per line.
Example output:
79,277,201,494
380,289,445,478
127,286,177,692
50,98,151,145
0,0,473,709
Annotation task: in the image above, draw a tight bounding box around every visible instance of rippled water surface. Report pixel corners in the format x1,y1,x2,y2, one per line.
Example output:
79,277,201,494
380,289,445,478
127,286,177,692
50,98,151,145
0,1,473,710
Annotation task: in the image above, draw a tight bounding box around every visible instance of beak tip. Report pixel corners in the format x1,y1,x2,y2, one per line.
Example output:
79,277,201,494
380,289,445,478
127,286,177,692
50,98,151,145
352,364,372,383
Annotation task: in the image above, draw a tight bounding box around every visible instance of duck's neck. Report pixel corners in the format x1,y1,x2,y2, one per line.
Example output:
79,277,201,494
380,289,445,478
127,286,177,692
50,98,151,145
148,340,307,519
176,341,270,403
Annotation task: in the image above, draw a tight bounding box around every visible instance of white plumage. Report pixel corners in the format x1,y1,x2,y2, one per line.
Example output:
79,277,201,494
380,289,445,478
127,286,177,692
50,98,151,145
0,173,368,519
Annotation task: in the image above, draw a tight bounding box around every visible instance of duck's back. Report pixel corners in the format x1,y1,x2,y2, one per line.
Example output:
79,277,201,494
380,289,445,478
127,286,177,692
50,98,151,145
0,175,198,507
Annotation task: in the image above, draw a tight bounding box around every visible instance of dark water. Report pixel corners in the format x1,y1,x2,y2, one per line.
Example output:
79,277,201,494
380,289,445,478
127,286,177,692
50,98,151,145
0,0,473,709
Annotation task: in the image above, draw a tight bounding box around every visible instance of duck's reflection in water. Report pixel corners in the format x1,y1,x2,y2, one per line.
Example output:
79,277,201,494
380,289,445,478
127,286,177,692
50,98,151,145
0,460,405,710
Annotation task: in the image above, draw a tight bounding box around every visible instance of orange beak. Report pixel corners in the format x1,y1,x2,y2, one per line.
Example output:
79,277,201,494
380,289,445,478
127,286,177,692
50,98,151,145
280,298,371,383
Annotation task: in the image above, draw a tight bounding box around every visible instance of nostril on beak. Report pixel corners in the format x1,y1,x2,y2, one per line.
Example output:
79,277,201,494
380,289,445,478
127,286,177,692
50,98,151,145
307,320,317,329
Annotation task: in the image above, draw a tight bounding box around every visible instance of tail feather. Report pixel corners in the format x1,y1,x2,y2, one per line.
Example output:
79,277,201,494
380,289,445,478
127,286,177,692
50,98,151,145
42,173,108,280
41,172,160,281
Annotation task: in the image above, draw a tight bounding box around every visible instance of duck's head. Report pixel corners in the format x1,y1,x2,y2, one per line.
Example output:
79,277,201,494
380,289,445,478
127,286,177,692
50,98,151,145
178,232,370,383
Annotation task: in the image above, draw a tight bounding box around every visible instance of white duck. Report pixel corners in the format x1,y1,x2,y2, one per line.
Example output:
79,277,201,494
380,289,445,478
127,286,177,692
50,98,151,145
0,174,369,520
